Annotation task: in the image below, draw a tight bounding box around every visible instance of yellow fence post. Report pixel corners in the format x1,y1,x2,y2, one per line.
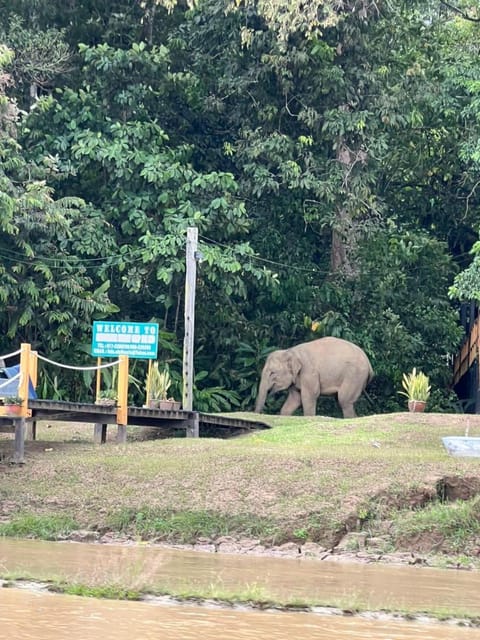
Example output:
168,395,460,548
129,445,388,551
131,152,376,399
146,359,152,407
29,350,38,390
19,343,31,418
25,349,38,441
116,355,129,426
96,357,102,401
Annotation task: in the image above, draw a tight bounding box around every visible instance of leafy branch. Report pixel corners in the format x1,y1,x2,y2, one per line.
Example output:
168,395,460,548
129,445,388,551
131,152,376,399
440,1,480,22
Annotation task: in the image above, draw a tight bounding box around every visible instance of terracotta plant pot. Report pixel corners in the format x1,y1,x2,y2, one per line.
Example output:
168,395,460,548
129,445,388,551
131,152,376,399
95,398,117,407
408,400,426,413
159,400,181,411
0,404,22,416
148,399,181,410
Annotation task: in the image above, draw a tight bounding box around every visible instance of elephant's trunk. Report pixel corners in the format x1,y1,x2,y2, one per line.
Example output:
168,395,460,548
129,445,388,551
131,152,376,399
255,376,270,413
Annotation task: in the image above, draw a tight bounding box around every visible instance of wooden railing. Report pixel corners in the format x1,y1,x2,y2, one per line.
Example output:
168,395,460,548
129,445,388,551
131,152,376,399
0,343,130,427
452,315,480,387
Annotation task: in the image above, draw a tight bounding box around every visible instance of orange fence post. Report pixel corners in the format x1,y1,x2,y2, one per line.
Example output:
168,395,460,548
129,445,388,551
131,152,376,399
96,357,102,402
116,355,129,426
146,359,152,407
29,350,38,390
19,343,31,418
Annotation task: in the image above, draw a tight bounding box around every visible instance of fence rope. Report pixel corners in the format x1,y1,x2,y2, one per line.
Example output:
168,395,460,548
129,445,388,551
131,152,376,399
36,354,120,371
0,373,20,391
0,349,21,361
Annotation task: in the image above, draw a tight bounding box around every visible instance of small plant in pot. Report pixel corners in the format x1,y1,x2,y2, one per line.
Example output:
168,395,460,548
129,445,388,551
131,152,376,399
146,363,181,411
0,396,23,416
95,365,119,406
95,389,118,407
399,368,431,412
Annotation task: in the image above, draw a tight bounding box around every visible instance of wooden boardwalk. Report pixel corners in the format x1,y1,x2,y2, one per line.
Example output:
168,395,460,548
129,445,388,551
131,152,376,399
453,315,479,387
0,400,270,463
452,303,480,412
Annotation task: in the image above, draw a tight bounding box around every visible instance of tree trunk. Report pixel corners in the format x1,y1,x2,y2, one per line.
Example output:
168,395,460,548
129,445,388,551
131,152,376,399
330,138,368,277
330,206,358,276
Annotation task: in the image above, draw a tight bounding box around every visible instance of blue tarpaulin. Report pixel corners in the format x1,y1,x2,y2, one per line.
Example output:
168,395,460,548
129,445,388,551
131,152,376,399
0,365,37,399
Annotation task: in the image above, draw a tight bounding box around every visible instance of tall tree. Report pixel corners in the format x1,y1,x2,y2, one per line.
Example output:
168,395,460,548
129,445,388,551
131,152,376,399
0,44,116,361
5,0,473,410
173,0,465,405
23,41,273,362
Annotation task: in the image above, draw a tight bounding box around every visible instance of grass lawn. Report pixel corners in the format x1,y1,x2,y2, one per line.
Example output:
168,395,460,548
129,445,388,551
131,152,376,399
1,411,480,557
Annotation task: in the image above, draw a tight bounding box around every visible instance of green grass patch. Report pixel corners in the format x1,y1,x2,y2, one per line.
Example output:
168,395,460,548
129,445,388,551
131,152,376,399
0,514,78,540
3,573,478,622
107,508,284,544
59,583,142,600
156,581,277,607
392,496,480,551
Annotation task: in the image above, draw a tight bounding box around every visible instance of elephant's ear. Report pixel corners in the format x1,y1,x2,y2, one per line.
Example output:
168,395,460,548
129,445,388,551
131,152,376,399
287,350,302,381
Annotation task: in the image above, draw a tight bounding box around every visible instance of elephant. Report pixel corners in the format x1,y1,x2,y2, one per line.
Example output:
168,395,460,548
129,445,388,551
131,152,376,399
254,337,374,418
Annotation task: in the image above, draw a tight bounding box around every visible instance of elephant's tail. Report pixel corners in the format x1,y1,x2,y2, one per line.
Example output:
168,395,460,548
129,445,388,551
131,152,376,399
363,388,377,410
367,363,374,385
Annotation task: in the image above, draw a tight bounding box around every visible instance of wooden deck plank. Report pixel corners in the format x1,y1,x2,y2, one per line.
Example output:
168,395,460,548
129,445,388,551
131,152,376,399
26,400,269,431
2,401,270,463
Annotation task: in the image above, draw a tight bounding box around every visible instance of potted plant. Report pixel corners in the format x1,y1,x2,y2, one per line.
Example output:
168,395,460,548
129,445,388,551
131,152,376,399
399,368,431,412
0,396,23,416
95,366,118,406
146,363,181,410
95,389,118,407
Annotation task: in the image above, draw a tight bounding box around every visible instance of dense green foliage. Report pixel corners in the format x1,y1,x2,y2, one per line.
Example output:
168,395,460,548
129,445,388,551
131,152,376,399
1,1,479,411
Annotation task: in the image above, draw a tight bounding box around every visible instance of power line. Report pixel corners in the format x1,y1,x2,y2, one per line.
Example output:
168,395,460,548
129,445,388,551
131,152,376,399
0,231,472,279
0,246,114,263
198,234,331,275
0,234,327,276
0,244,140,264
0,247,145,272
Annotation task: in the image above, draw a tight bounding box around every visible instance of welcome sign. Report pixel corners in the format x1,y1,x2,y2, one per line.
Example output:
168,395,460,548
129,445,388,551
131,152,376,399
91,321,159,359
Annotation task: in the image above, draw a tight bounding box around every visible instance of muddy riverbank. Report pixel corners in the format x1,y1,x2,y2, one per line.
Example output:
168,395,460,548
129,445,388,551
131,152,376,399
2,414,480,630
66,529,480,571
1,538,480,627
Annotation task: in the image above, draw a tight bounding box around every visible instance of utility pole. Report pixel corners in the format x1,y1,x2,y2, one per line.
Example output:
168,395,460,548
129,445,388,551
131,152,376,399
182,227,198,411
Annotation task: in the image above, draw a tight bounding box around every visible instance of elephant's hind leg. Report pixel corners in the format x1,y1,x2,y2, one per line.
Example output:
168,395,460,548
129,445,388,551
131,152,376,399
337,387,357,418
280,388,302,416
337,380,361,418
340,403,356,419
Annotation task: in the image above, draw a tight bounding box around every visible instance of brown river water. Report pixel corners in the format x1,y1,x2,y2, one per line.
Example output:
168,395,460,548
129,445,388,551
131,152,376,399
1,539,480,639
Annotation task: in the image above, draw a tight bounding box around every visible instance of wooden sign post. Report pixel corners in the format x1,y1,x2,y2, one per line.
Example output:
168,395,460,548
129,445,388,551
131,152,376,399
182,227,198,412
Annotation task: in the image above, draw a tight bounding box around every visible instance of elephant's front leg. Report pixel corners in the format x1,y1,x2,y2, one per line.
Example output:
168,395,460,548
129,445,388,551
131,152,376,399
300,387,317,416
280,388,302,415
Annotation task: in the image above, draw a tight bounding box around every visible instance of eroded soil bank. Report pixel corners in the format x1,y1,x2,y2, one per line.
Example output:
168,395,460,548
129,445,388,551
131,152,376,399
64,528,480,570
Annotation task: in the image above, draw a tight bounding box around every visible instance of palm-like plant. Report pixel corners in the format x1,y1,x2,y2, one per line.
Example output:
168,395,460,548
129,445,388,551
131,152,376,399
399,368,431,403
146,362,171,401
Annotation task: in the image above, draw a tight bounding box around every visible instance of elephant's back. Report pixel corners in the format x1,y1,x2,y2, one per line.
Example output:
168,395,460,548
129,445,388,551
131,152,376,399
297,337,372,368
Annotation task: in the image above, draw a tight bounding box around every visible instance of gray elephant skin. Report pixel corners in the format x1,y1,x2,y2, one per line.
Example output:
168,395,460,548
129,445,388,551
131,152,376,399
255,337,374,418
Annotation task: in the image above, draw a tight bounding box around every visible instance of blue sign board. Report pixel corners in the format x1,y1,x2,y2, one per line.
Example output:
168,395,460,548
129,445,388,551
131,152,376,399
91,321,159,359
